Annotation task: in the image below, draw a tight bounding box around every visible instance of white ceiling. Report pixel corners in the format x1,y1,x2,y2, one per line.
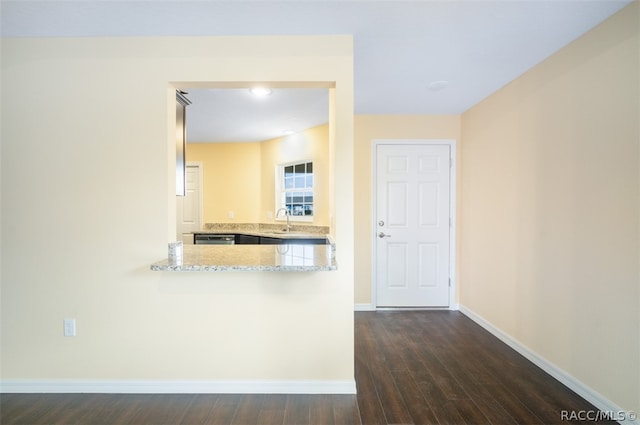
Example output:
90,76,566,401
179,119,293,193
2,0,632,142
184,88,329,143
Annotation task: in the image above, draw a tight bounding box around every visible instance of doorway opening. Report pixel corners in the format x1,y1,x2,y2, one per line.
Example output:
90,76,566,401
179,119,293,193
169,82,336,241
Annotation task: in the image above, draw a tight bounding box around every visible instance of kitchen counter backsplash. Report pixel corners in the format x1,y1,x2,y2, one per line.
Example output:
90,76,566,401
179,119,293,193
204,223,329,235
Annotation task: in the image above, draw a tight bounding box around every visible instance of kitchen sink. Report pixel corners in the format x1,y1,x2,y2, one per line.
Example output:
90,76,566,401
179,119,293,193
263,230,302,235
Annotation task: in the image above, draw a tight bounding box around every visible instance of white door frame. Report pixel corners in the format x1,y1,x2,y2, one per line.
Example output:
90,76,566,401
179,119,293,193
370,139,457,310
177,161,204,242
188,161,204,232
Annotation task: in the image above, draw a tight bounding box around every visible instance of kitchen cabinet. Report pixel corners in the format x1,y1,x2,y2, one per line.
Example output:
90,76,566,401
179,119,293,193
260,236,326,245
236,234,260,245
290,238,327,245
259,236,285,245
197,233,328,245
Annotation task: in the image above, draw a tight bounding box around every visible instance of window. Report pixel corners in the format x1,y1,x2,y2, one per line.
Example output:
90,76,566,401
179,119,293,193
278,161,313,220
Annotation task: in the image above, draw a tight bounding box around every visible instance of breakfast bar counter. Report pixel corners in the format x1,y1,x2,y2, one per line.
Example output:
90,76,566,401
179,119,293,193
150,243,337,272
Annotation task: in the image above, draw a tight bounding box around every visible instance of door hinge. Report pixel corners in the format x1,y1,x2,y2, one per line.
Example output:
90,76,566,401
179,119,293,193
448,278,451,287
449,157,453,168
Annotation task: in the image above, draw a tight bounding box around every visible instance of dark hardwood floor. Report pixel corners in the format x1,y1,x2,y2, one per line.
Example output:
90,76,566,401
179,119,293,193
1,311,614,424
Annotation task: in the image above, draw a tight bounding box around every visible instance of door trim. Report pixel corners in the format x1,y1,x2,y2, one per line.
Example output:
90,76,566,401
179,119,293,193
370,139,457,310
188,161,204,234
177,162,204,242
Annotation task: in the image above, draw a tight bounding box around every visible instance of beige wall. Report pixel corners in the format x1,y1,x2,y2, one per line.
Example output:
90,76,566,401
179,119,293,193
186,142,262,223
260,124,331,227
461,3,639,413
186,123,330,226
1,36,354,388
353,115,461,305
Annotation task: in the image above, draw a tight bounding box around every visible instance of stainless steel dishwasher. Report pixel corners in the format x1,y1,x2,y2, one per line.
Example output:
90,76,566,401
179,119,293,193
194,234,235,245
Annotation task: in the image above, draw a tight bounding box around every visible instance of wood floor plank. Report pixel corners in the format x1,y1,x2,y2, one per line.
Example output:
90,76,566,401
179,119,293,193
2,394,67,425
354,355,388,425
425,333,519,425
454,398,493,425
283,394,311,425
27,394,78,425
71,394,125,425
355,316,391,425
365,316,417,424
114,394,159,424
363,343,414,425
179,394,219,425
482,383,546,425
231,394,264,425
127,394,193,424
257,394,287,425
309,394,335,425
332,395,363,425
416,381,469,425
469,394,520,425
0,394,22,423
404,339,470,401
206,394,242,425
48,394,106,425
375,318,443,425
389,369,440,425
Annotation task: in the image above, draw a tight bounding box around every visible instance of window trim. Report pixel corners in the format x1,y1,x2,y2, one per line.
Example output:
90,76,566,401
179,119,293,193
275,160,314,223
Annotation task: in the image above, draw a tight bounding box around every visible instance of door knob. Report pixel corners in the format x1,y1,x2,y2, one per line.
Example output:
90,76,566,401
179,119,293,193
378,232,391,238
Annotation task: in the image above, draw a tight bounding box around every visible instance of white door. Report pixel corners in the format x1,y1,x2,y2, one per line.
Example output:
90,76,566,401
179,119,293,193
375,143,451,307
176,163,202,244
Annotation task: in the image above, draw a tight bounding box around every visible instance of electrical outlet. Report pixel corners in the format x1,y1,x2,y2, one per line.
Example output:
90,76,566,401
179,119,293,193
266,211,273,219
228,211,234,219
63,319,76,337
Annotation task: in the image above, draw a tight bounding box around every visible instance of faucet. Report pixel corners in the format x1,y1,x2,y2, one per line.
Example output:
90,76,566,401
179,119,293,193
276,208,291,232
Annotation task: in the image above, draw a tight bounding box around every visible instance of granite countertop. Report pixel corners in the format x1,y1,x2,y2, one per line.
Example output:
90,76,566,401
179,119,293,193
193,223,330,241
151,244,337,272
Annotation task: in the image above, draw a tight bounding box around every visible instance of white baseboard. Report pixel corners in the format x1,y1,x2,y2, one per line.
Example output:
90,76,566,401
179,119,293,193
354,303,376,311
459,305,639,425
354,304,459,311
0,379,357,395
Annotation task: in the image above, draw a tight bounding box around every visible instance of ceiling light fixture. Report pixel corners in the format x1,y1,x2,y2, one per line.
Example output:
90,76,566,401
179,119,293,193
249,87,272,97
282,130,294,135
